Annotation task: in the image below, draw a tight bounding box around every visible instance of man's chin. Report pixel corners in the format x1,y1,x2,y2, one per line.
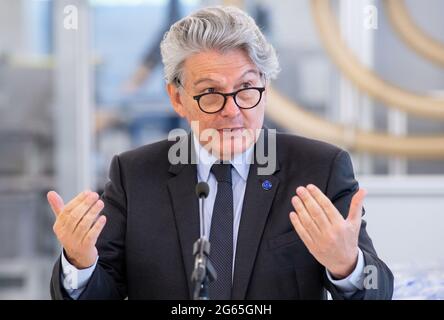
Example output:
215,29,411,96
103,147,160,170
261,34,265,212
217,140,254,160
198,127,257,160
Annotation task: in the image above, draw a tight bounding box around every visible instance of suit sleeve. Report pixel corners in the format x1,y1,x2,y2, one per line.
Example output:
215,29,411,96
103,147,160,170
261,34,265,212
50,155,128,300
322,150,394,300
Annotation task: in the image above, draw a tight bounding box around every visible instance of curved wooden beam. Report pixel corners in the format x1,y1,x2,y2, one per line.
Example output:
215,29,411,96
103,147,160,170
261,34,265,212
310,0,444,120
384,0,444,68
267,88,444,159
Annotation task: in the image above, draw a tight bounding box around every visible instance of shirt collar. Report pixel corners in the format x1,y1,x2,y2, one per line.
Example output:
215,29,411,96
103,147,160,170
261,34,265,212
192,132,253,183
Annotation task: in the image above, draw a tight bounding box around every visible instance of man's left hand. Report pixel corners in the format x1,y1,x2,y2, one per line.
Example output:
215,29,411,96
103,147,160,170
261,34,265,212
289,184,367,279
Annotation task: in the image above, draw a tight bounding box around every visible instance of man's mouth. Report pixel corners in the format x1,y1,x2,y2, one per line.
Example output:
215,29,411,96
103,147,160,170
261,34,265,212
217,127,244,132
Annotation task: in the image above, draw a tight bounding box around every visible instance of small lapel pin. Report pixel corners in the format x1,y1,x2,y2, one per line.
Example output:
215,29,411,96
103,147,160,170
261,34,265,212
262,180,272,191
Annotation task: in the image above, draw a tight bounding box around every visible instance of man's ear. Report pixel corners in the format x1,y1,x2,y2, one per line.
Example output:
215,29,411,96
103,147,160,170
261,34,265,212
167,83,186,118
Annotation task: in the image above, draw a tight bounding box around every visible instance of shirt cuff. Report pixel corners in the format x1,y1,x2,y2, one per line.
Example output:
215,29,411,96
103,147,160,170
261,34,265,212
61,250,98,290
326,248,365,293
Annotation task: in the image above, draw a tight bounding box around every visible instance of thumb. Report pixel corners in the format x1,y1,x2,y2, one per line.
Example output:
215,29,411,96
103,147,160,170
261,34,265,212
47,191,65,217
346,188,367,225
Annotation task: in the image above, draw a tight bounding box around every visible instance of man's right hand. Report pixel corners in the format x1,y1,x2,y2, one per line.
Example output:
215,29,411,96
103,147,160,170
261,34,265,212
47,190,107,269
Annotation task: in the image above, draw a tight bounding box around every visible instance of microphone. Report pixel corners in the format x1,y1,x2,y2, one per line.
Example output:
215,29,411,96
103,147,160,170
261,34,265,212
195,182,209,199
195,182,209,239
191,182,217,300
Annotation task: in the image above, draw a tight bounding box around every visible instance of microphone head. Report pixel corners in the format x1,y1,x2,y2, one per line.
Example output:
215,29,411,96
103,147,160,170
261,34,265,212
195,182,209,199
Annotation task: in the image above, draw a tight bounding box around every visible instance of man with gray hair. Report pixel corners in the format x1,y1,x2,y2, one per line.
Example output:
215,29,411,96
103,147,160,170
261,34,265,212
48,6,393,300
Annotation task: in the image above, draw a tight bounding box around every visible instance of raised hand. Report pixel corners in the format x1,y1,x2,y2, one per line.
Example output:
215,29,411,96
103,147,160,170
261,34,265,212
289,184,367,279
48,190,107,269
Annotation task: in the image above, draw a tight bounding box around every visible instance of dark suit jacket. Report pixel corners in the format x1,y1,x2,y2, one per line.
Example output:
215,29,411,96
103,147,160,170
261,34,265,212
50,131,393,300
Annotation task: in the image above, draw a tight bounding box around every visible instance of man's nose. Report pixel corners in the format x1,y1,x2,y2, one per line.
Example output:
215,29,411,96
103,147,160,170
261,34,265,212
220,96,240,118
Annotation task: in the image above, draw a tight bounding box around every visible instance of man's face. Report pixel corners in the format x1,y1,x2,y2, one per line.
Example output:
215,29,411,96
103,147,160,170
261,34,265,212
167,49,267,160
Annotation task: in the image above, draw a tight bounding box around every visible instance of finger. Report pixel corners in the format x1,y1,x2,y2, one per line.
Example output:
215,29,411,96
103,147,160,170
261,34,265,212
63,190,90,213
73,199,104,238
47,191,64,217
347,188,367,225
82,215,107,247
291,195,321,239
56,191,91,228
296,186,331,231
306,184,343,225
289,211,314,248
67,192,100,232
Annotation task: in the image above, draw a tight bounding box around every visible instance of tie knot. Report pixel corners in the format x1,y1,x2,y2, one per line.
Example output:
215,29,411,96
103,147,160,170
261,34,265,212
211,163,232,184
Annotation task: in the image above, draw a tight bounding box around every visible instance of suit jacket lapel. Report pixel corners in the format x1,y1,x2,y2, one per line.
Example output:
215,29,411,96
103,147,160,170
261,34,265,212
167,134,199,299
232,129,281,299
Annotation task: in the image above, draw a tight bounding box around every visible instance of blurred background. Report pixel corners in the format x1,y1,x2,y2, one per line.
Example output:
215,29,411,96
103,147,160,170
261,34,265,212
0,0,443,299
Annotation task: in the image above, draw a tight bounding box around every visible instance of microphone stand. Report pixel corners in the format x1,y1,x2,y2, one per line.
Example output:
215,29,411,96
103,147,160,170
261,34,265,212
191,190,217,300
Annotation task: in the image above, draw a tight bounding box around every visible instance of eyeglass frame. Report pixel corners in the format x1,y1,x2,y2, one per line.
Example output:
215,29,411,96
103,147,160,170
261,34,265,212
176,78,266,114
192,87,266,114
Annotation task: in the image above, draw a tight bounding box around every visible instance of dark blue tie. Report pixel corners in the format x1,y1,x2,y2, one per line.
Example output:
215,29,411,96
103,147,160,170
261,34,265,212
209,163,233,300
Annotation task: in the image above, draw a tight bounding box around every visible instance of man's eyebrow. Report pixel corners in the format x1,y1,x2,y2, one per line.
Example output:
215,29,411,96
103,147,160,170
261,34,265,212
193,78,219,87
193,69,261,87
239,69,260,79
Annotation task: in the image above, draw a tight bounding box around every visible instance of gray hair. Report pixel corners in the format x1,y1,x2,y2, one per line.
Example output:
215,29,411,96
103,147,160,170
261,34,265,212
160,6,280,86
